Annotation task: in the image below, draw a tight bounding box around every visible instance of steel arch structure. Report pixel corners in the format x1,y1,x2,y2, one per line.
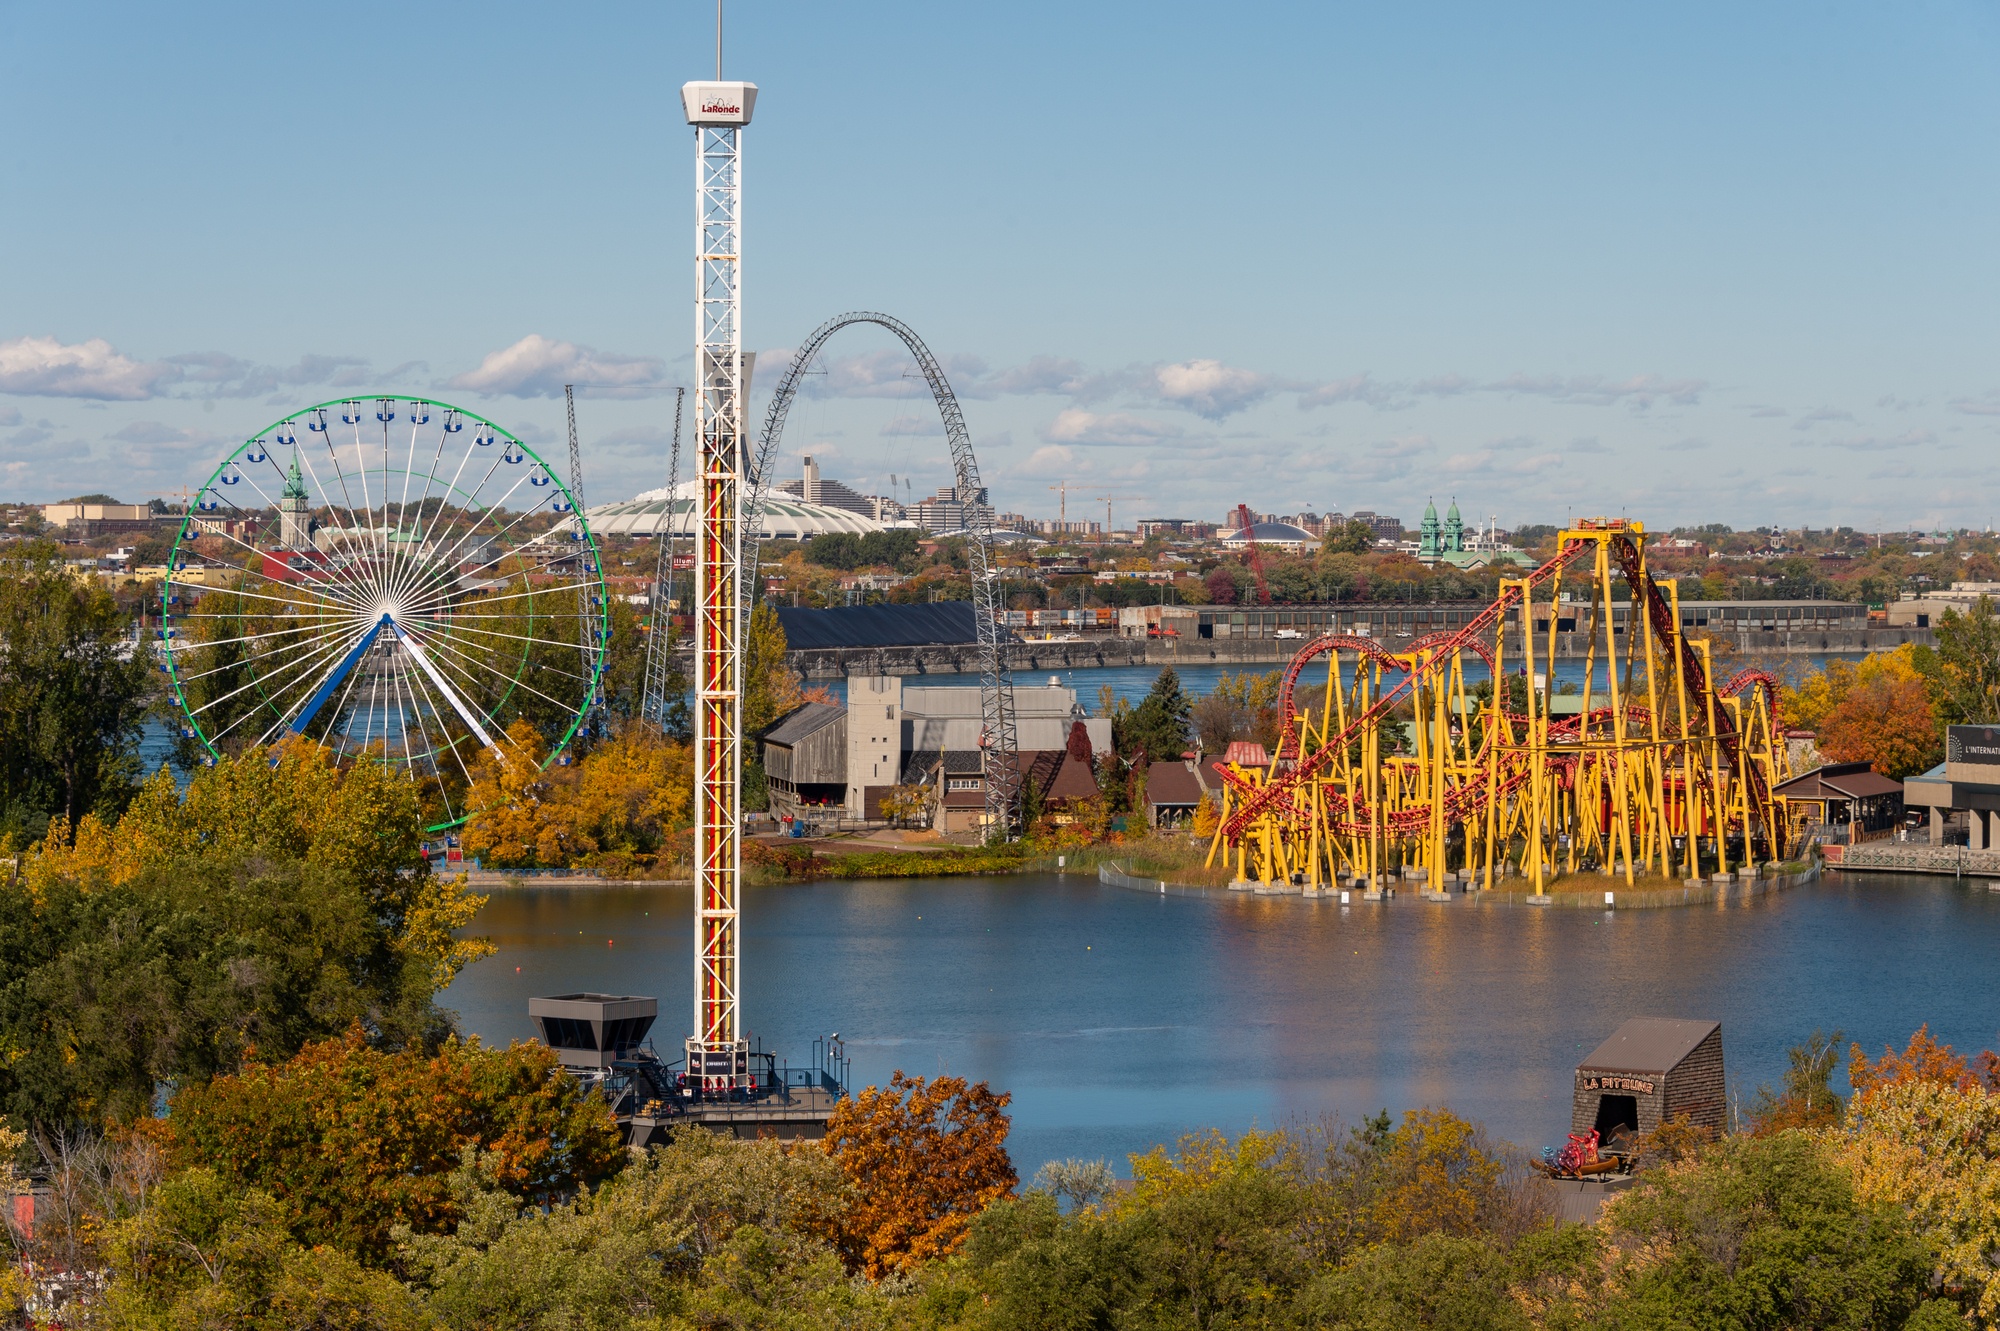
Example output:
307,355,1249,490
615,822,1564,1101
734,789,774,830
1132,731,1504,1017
750,312,1020,834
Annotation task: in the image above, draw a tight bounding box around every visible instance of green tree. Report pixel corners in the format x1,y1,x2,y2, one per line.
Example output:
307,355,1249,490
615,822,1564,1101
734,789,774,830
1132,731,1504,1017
0,542,153,834
1124,667,1193,763
1914,595,2000,726
1596,1131,1941,1328
1330,519,1377,555
97,1168,427,1330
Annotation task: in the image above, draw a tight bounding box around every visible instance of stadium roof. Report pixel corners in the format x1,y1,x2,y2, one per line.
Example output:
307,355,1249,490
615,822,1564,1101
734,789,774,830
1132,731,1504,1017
589,482,882,540
774,601,982,650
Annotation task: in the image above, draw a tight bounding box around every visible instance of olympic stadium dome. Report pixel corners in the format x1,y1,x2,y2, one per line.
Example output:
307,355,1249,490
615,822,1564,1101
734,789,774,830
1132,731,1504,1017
587,482,884,540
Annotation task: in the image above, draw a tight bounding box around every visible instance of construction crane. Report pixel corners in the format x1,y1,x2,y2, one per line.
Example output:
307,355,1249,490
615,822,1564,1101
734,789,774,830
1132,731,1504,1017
640,387,687,732
564,385,604,734
1233,503,1272,604
1093,494,1146,544
1047,481,1067,530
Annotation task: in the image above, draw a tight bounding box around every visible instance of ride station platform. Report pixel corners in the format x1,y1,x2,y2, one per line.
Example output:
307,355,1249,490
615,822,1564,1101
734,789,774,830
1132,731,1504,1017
530,993,848,1143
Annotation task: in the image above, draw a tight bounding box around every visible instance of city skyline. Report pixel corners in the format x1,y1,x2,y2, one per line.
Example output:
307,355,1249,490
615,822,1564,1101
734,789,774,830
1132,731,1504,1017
3,2,1999,529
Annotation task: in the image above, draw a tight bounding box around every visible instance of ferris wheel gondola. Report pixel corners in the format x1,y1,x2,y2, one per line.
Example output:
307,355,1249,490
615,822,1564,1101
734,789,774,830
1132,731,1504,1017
160,394,607,830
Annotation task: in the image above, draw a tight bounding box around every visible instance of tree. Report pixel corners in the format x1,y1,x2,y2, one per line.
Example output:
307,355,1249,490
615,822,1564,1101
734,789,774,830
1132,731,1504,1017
1746,1029,1846,1134
744,601,803,737
1596,1131,1941,1328
1832,1077,2000,1325
1914,595,2000,726
1818,660,1942,779
0,542,153,835
1124,667,1192,763
822,1070,1017,1278
97,1168,427,1329
1329,519,1377,555
403,1132,861,1331
1848,1024,1975,1105
163,1028,624,1261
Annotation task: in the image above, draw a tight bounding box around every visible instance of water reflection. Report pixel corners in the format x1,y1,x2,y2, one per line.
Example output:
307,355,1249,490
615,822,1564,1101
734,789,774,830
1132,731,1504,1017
446,872,2000,1176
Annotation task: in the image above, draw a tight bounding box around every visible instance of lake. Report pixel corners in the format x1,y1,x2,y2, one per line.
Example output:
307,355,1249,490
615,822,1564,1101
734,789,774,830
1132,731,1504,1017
446,870,2000,1177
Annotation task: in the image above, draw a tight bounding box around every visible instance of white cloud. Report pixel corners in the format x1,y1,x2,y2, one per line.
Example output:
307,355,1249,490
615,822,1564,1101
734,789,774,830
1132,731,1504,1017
449,335,669,399
1951,393,2000,417
1021,445,1075,475
1041,409,1184,447
0,335,176,400
1151,359,1274,419
988,355,1093,396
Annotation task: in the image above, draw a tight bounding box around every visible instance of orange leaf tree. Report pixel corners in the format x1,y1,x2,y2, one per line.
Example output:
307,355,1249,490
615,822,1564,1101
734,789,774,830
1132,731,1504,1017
1848,1024,1975,1105
163,1027,623,1261
822,1070,1017,1278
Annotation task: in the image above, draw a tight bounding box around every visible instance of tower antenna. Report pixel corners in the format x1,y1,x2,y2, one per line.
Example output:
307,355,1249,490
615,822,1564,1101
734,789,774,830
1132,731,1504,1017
716,0,723,78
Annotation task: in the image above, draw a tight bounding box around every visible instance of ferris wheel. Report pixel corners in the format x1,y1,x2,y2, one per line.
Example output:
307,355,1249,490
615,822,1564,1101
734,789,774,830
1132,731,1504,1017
161,395,607,829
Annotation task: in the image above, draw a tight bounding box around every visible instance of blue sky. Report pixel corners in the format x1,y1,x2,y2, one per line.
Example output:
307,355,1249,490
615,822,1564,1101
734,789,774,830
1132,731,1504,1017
3,1,1998,530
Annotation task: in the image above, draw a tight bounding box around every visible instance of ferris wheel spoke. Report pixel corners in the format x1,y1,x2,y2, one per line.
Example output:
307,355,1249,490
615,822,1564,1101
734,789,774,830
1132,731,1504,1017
402,467,546,593
292,410,381,578
401,618,594,679
167,629,364,691
194,627,375,748
414,625,586,721
395,652,476,801
178,616,371,720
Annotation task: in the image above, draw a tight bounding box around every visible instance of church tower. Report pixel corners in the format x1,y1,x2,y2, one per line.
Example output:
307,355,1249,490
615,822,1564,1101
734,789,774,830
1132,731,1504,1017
1419,498,1441,560
279,451,312,549
1445,498,1464,555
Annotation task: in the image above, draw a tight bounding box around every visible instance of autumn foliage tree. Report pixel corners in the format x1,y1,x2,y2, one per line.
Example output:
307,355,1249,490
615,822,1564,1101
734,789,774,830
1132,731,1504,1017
1784,644,1942,778
822,1070,1018,1278
161,1027,623,1260
462,721,694,875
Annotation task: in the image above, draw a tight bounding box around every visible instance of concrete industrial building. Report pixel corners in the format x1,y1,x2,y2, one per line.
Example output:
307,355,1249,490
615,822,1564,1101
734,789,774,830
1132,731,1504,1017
759,676,1112,830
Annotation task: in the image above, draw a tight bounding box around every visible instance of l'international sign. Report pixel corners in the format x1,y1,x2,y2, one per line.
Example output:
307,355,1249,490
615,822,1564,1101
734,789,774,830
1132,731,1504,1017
1947,725,2000,785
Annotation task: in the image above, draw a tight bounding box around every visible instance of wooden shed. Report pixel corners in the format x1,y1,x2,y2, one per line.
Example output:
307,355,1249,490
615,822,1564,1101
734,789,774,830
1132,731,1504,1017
761,702,847,817
1572,1017,1725,1140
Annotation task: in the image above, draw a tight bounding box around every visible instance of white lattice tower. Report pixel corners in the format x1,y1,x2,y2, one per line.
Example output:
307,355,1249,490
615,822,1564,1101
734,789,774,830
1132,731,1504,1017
682,78,757,1091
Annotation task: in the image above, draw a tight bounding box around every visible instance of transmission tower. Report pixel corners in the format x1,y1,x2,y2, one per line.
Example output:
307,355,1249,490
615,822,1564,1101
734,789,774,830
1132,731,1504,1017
682,75,757,1093
640,387,687,730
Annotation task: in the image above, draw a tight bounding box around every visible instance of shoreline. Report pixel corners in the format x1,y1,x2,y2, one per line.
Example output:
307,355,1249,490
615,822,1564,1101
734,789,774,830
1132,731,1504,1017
1100,859,1822,909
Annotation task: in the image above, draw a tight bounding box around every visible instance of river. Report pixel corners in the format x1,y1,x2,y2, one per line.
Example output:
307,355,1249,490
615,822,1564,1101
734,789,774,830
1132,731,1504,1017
446,870,2000,1177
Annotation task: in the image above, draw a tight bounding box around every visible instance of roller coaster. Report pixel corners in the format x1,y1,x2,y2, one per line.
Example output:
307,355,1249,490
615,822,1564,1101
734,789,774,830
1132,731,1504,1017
1205,521,1792,895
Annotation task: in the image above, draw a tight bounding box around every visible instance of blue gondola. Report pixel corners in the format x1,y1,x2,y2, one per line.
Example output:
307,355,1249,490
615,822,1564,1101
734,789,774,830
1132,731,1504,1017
307,413,327,433
376,403,396,424
503,450,525,465
443,414,464,434
276,426,297,445
409,403,430,424
474,431,495,447
245,444,267,463
198,493,218,511
529,471,551,487
341,403,363,424
219,470,241,486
